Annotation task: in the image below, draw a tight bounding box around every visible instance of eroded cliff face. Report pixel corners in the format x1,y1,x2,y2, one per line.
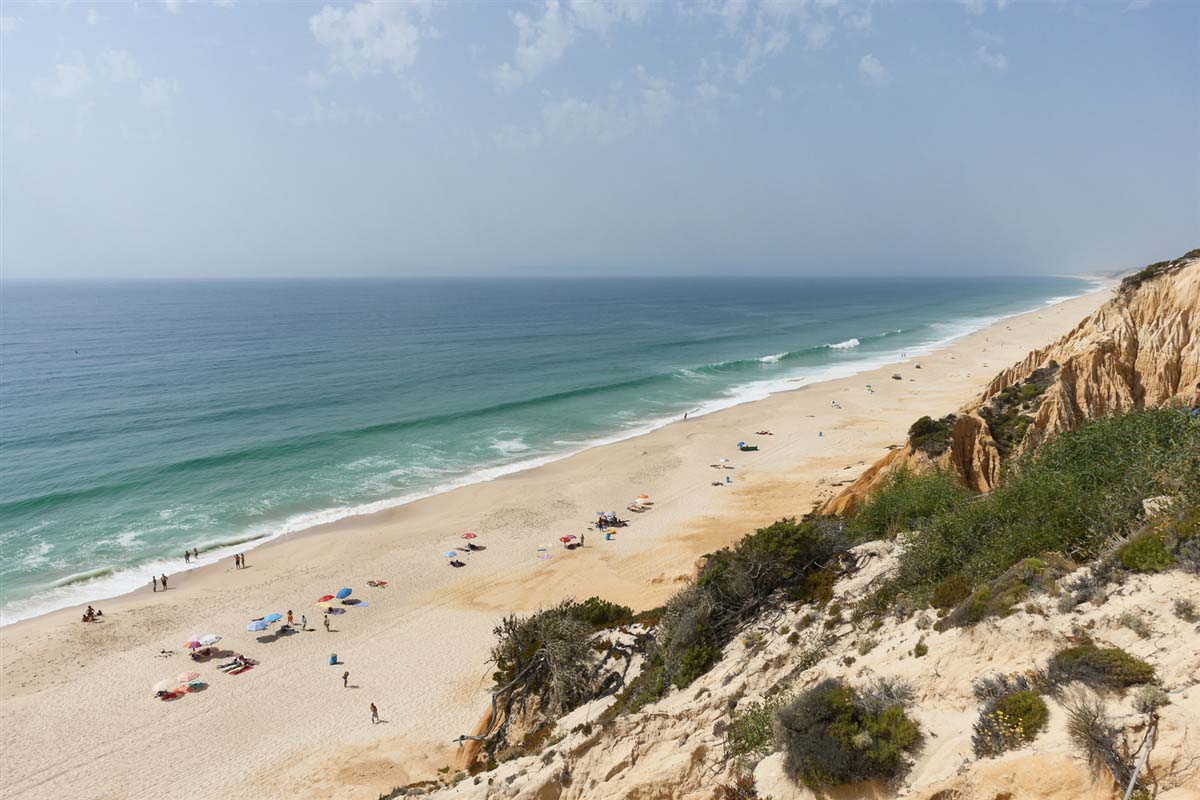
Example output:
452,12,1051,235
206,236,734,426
821,252,1199,516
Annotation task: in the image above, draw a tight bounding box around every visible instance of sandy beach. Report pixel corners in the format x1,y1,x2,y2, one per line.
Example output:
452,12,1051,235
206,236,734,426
0,287,1111,800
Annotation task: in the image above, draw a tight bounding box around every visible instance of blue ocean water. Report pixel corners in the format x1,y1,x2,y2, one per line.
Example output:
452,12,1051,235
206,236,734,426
0,276,1091,623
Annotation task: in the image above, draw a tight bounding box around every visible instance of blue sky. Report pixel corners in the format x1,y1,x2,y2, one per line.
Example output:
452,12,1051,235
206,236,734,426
1,0,1196,278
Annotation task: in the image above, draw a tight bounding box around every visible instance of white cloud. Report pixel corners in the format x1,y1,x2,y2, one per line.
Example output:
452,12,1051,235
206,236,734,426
543,97,622,143
162,0,236,12
87,9,101,25
0,16,20,35
840,7,871,31
492,62,526,92
493,0,648,92
494,123,542,150
540,66,675,144
722,0,840,85
959,0,1008,14
858,53,890,87
141,77,180,109
513,1,574,74
696,81,722,102
98,49,140,82
976,45,1008,70
302,69,331,90
309,0,433,78
43,61,92,98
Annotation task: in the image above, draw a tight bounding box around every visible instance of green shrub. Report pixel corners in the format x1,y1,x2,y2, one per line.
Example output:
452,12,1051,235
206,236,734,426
972,690,1049,757
908,415,956,456
930,574,971,609
846,467,970,541
727,695,790,759
775,678,922,789
570,596,634,629
937,555,1072,630
912,638,928,658
1117,529,1176,572
1047,643,1155,690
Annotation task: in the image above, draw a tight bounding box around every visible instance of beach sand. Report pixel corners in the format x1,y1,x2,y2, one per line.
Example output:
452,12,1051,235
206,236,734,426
0,288,1110,800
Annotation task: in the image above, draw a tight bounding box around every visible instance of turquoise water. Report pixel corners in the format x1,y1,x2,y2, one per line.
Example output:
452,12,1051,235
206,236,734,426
0,276,1091,623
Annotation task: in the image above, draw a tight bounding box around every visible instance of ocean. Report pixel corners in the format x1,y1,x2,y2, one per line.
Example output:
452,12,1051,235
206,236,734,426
0,275,1092,624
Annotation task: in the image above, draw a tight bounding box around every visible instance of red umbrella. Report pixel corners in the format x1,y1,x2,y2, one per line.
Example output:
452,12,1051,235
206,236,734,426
461,533,477,539
316,594,335,603
559,536,573,543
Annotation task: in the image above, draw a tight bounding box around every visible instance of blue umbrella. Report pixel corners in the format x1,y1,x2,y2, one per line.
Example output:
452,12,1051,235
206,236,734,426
442,551,458,558
247,620,268,632
335,588,352,599
263,613,283,623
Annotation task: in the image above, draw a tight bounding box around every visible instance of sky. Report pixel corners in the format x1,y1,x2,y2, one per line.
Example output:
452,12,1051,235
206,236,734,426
0,0,1197,279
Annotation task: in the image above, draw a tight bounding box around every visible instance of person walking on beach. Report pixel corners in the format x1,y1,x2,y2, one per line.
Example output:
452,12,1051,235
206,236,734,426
579,533,585,548
323,614,331,632
287,610,294,626
342,670,349,688
370,703,379,724
301,614,307,631
192,547,199,560
184,551,190,565
160,573,168,590
151,575,158,593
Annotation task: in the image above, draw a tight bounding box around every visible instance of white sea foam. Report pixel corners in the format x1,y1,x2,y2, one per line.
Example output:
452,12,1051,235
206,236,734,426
828,338,860,350
489,436,531,455
759,352,787,363
0,280,1104,627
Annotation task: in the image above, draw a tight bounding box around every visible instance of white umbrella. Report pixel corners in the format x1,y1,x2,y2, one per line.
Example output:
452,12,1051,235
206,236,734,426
153,679,178,694
198,634,221,646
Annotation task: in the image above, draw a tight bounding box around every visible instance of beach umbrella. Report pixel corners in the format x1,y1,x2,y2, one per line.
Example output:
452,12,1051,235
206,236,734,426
183,637,203,650
177,671,200,683
247,620,269,632
263,613,283,623
719,457,730,463
335,588,352,599
636,494,650,500
153,679,178,694
461,532,477,539
737,441,745,448
316,594,335,603
559,536,573,543
442,551,458,558
198,634,221,646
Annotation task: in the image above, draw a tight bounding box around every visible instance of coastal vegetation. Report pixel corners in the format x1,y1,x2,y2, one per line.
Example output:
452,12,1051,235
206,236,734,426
971,689,1049,757
775,677,922,788
861,408,1199,609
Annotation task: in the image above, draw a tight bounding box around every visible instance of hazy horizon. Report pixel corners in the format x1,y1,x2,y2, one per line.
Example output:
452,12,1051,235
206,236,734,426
2,0,1197,280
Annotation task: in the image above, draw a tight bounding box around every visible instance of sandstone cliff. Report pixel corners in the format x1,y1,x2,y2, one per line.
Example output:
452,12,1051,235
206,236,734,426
821,250,1199,516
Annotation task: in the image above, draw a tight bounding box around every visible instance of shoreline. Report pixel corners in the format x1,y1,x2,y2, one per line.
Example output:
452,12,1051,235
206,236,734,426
0,279,1105,629
0,286,1113,800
